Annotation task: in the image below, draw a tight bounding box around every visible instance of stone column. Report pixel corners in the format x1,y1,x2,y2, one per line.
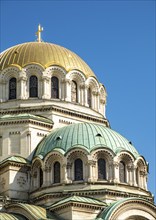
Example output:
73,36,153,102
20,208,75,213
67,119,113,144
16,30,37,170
33,171,38,189
133,166,137,186
61,79,65,101
43,166,51,186
92,91,96,110
140,171,144,188
108,162,113,183
140,171,147,190
65,79,71,102
79,84,84,105
42,76,50,99
62,164,68,183
18,71,27,99
84,85,89,107
113,162,120,183
127,165,133,186
99,99,105,116
143,172,148,190
87,160,96,182
66,162,72,183
0,79,6,101
96,91,100,112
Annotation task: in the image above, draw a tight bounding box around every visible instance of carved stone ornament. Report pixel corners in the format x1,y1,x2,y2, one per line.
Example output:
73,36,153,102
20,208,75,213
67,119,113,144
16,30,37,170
113,162,119,169
0,177,6,189
17,176,26,188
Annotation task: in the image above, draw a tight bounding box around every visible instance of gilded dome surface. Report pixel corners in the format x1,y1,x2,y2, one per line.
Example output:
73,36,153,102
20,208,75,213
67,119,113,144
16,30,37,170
34,122,139,158
0,42,95,77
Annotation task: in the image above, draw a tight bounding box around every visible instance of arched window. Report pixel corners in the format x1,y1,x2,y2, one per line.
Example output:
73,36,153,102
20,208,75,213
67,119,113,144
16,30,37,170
87,87,91,107
39,168,43,187
98,158,106,180
29,75,38,97
71,80,78,103
119,161,126,183
74,158,83,181
9,78,16,99
51,76,59,99
54,161,60,183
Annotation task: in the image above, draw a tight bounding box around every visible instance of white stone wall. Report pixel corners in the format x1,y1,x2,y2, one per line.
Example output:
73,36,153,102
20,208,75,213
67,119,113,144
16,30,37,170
0,122,51,161
0,165,30,200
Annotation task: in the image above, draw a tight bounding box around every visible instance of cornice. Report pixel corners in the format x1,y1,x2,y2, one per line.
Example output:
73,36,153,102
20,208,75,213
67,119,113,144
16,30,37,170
0,104,109,127
29,185,153,204
0,118,53,128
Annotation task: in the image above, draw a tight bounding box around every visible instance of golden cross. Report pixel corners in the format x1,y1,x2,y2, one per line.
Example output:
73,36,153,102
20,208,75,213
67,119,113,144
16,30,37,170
36,24,43,42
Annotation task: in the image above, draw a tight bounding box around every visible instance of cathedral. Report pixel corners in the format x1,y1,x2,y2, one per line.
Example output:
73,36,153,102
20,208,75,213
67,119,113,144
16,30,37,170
0,25,155,220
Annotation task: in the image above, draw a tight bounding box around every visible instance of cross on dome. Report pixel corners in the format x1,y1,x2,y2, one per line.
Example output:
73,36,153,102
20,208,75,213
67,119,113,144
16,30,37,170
36,24,43,42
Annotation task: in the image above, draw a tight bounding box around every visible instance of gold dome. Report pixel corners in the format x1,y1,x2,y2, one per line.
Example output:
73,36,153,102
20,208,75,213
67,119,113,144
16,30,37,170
0,42,95,78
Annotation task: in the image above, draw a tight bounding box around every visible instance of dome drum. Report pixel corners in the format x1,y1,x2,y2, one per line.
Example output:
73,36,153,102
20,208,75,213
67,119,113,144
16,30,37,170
28,122,149,205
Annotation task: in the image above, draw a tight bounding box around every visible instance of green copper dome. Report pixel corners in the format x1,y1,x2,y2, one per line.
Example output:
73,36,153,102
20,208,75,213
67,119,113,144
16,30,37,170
33,123,139,159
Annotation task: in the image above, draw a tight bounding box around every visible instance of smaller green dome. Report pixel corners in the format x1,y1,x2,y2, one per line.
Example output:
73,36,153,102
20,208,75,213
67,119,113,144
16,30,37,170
33,123,139,159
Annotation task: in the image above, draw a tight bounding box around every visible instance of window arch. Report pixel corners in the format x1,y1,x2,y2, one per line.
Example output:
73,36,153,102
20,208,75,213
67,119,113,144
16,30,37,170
29,75,38,97
74,158,83,181
39,168,43,187
9,77,16,99
119,161,126,183
98,158,106,180
87,87,92,107
54,161,60,183
71,80,78,103
51,76,59,99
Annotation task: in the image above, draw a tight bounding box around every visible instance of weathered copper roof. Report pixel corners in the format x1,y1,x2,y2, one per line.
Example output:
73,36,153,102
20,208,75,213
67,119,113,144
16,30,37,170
49,195,106,210
34,122,140,159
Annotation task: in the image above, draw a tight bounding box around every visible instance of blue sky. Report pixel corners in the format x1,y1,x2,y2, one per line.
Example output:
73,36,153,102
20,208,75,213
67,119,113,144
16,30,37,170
1,1,155,200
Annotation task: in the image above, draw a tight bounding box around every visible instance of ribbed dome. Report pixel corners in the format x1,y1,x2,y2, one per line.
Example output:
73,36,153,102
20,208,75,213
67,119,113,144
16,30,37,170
0,42,95,77
34,122,139,159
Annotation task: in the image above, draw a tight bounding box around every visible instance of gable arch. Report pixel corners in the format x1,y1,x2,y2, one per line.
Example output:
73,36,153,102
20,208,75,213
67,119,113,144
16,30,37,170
32,157,43,170
44,151,64,168
45,65,66,79
67,70,86,83
86,76,99,91
115,151,135,164
99,84,107,102
1,66,21,81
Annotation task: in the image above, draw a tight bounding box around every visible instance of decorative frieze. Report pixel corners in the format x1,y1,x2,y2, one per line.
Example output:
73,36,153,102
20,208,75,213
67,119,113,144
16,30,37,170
59,119,73,125
37,132,46,137
9,131,21,135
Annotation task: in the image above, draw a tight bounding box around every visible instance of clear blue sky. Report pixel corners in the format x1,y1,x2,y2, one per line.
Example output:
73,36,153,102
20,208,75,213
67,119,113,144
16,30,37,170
1,1,155,200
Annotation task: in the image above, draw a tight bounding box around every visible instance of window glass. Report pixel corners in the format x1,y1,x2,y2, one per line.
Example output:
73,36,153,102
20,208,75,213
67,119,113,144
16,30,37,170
39,168,43,187
98,158,106,179
51,76,59,99
119,161,126,183
54,161,60,183
29,75,38,97
88,88,91,107
74,158,83,181
9,78,16,99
